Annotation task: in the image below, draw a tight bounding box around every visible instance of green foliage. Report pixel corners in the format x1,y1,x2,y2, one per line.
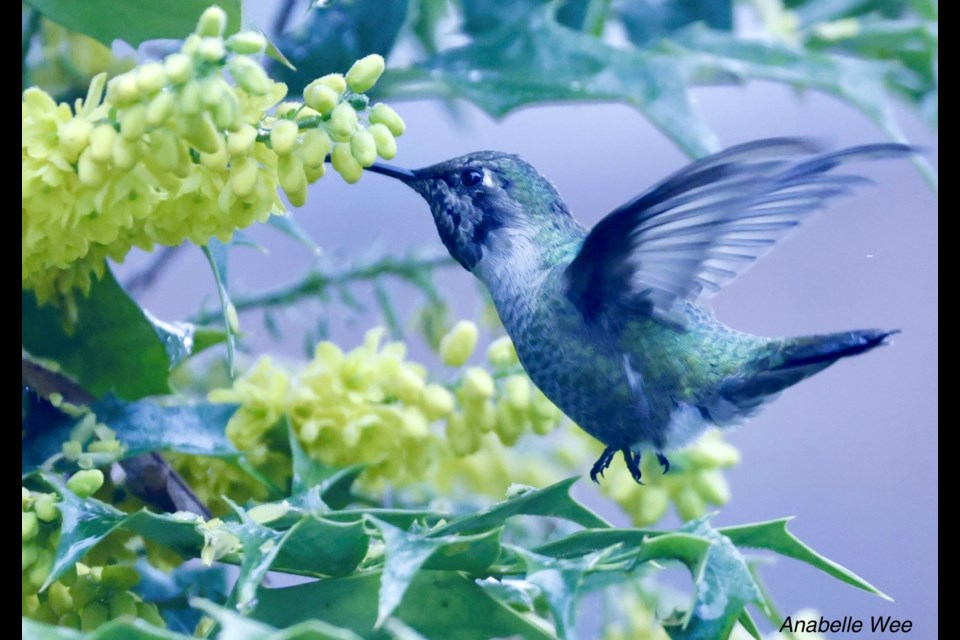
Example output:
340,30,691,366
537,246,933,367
23,0,241,47
22,0,926,637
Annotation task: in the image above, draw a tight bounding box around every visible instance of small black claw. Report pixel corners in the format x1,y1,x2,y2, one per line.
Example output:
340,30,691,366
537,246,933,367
590,446,616,484
621,448,643,484
657,453,670,475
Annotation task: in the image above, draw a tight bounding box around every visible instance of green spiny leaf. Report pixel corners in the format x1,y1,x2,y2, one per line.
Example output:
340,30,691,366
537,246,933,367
718,517,892,600
23,0,241,47
22,268,171,399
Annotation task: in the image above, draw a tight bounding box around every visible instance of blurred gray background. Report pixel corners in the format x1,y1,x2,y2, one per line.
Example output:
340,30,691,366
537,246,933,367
120,79,937,635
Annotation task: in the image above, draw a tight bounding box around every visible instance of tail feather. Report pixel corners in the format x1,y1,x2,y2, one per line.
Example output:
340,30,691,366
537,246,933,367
718,329,898,411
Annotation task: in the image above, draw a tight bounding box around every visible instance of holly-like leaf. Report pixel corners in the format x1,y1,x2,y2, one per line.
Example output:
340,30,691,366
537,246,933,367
666,517,763,640
254,570,554,639
510,547,599,638
272,516,369,578
23,617,188,639
367,517,504,627
193,598,364,640
224,505,293,614
22,268,171,400
22,396,238,472
428,478,609,536
718,517,891,600
23,0,241,47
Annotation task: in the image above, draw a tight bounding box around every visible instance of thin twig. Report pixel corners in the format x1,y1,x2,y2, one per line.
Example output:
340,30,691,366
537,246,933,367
192,249,455,324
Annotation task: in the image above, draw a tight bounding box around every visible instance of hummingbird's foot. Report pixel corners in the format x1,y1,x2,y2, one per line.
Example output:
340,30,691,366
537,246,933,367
656,453,670,474
590,446,617,483
621,448,643,484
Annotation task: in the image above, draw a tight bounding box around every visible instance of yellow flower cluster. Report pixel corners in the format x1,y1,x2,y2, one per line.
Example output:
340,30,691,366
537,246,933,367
22,483,165,631
207,324,568,495
589,431,740,526
22,6,405,304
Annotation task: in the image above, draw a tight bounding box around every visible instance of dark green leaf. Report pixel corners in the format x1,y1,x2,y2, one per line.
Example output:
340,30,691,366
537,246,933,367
737,608,762,640
194,597,366,639
368,517,505,626
41,475,126,590
254,570,554,639
22,396,238,471
22,268,170,399
23,0,241,47
534,528,712,570
270,0,408,94
718,517,891,600
272,516,369,577
618,0,732,46
428,478,610,536
224,506,292,614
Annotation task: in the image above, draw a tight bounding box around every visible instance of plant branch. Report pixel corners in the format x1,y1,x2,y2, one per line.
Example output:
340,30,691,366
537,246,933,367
192,248,455,324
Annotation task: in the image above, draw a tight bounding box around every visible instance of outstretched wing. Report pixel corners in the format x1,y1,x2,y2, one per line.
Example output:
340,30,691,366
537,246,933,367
564,138,913,322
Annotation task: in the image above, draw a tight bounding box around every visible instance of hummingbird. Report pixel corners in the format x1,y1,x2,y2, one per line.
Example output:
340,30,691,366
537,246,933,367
364,138,911,484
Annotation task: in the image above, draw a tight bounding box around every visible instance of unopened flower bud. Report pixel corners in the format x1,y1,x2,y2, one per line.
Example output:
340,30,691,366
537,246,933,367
439,321,478,366
270,119,299,155
331,142,362,183
67,469,104,497
328,103,358,141
368,123,396,159
226,32,267,54
345,54,385,93
368,103,405,136
350,129,377,167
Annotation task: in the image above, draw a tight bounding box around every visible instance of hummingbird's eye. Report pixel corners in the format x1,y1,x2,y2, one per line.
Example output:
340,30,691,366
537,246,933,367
460,169,484,188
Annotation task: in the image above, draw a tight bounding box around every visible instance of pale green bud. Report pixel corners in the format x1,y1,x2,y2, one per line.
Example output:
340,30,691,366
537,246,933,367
148,128,180,172
137,602,166,627
212,91,241,130
112,136,140,170
420,384,455,420
278,153,307,206
177,80,202,115
270,119,299,155
693,469,731,504
461,367,494,400
350,129,377,167
187,113,222,154
439,320,478,366
226,32,267,54
368,123,397,160
163,53,193,85
503,375,531,411
345,54,385,93
673,487,706,521
328,103,358,141
229,56,271,96
106,72,140,106
48,582,74,617
33,493,59,522
197,37,226,62
494,400,525,445
300,129,332,168
230,156,259,198
67,469,104,497
225,302,241,333
368,103,405,136
196,6,227,37
109,591,138,619
635,487,670,525
486,336,519,367
464,398,497,433
22,511,38,541
58,613,81,630
80,602,109,631
88,124,117,163
77,149,107,187
145,91,175,126
101,565,141,590
136,62,167,94
303,82,339,114
315,73,346,94
59,118,93,161
227,124,257,157
119,104,147,141
331,142,362,183
446,413,480,456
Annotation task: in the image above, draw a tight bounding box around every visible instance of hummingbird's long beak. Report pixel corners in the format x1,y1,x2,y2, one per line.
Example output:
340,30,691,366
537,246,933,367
365,162,418,183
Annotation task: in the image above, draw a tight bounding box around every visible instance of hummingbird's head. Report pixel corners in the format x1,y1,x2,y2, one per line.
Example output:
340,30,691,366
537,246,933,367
367,151,576,272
